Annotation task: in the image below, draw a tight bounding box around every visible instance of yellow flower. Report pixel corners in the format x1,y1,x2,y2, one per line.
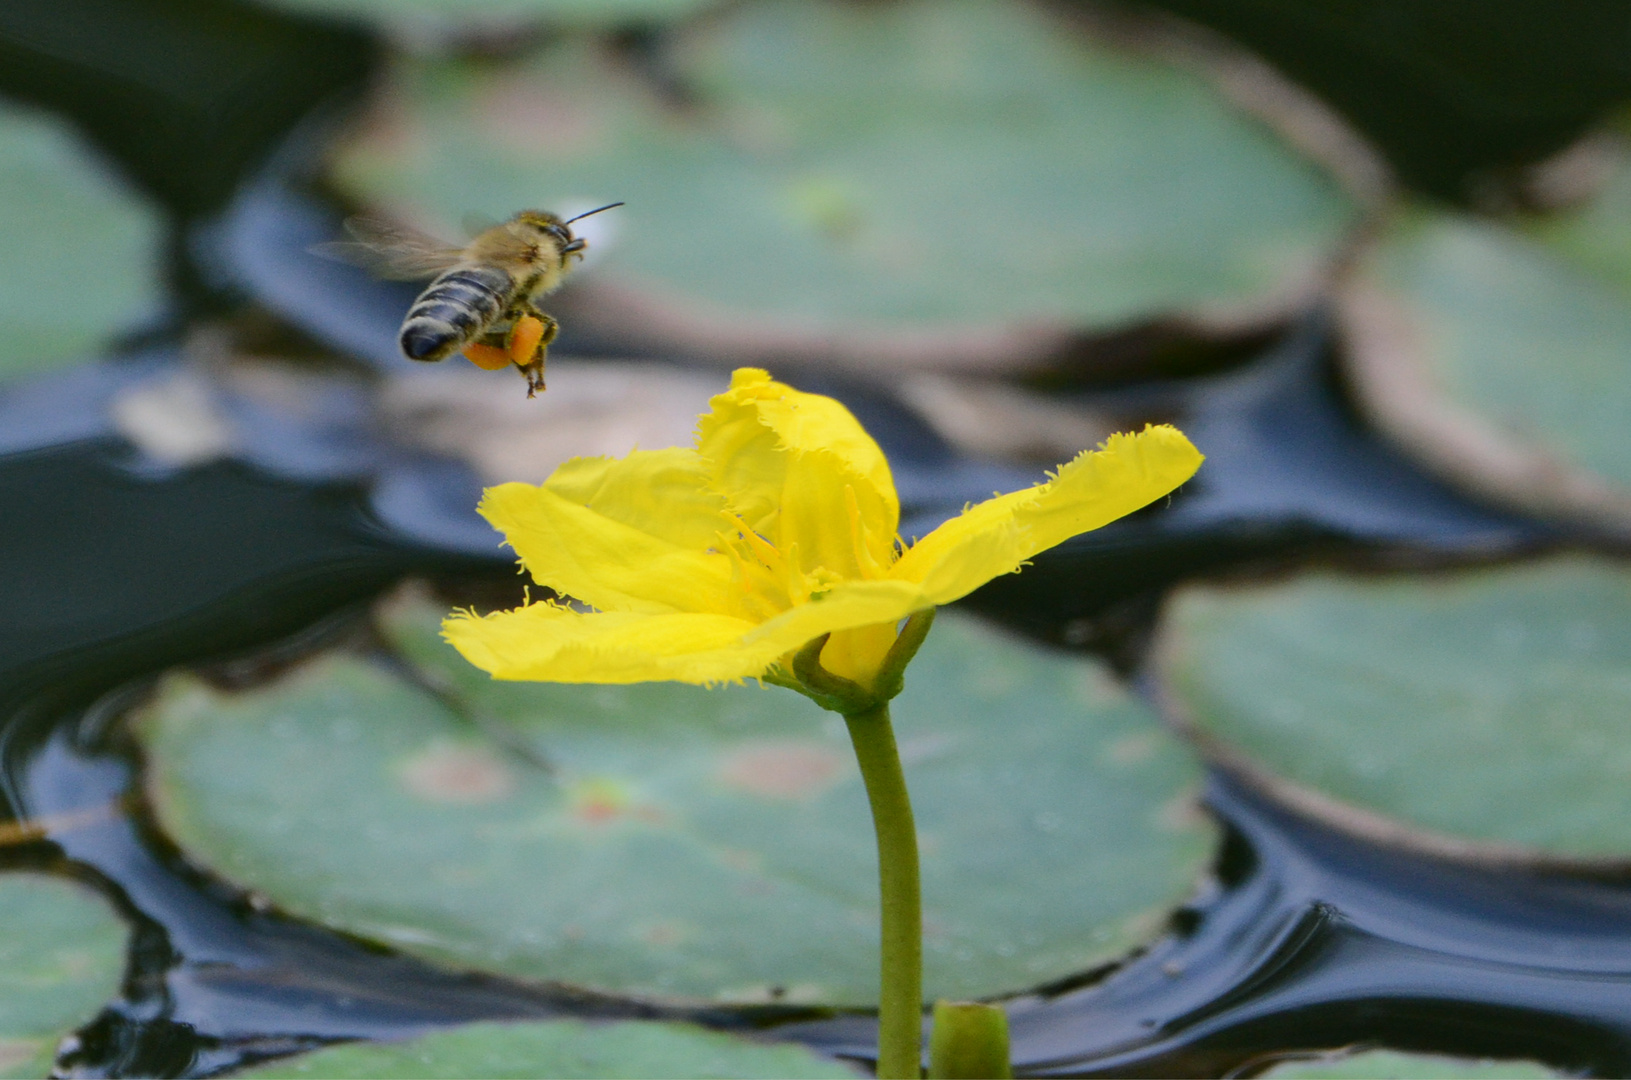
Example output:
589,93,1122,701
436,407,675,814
443,368,1202,692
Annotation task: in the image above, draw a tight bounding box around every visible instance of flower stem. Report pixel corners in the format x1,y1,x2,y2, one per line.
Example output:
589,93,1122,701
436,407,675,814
844,702,922,1079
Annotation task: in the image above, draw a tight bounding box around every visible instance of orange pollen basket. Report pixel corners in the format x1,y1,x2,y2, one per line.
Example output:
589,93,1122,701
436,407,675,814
507,315,546,363
462,343,512,370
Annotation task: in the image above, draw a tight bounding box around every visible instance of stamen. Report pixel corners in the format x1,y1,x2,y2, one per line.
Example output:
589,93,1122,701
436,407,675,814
844,485,889,579
714,519,790,620
732,517,786,574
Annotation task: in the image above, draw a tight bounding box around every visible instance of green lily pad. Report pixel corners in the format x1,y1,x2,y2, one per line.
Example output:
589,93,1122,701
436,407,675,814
1524,130,1631,299
0,874,129,1079
1339,207,1631,536
1259,1049,1558,1079
0,99,160,382
139,586,1214,1004
331,0,1359,373
259,0,717,36
1157,555,1631,862
240,1019,854,1079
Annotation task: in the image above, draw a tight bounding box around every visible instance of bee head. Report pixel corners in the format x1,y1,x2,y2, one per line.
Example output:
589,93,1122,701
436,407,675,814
514,209,571,246
514,203,622,265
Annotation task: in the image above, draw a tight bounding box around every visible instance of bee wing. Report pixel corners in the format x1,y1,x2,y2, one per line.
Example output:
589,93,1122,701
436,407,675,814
473,225,546,266
309,216,467,280
461,210,502,238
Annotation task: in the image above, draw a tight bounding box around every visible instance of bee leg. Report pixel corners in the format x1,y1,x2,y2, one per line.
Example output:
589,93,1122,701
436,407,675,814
508,311,559,398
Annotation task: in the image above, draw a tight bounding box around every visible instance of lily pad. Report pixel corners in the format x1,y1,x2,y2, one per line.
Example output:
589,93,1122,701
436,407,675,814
0,99,160,382
331,0,1360,374
1524,130,1631,298
1157,555,1631,862
1339,207,1631,537
1259,1049,1559,1079
139,587,1213,1004
240,1019,854,1079
0,874,129,1079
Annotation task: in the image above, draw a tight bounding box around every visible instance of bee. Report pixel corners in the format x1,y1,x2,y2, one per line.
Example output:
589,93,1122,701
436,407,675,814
316,203,623,396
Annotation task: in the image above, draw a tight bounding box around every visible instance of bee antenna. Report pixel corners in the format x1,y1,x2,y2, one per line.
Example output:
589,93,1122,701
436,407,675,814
563,202,625,225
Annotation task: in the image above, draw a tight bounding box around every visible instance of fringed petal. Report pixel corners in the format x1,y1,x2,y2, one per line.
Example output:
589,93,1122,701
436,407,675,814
891,425,1202,605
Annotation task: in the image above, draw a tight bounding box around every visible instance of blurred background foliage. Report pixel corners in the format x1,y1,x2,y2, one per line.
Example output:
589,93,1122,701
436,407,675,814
10,0,1631,212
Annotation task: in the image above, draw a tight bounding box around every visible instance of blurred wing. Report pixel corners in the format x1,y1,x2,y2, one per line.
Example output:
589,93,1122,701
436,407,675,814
461,211,502,238
471,224,544,267
309,216,466,279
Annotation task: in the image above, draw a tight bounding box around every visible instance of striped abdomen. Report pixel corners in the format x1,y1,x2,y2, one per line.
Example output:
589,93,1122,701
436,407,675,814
399,264,514,362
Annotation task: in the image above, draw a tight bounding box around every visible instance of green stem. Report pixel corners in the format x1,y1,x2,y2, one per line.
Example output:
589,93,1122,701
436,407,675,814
844,702,922,1079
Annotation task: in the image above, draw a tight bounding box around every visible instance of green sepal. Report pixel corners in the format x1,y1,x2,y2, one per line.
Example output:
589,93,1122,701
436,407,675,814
786,610,938,716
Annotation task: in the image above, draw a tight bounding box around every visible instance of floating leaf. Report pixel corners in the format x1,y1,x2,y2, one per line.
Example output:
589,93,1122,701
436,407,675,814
240,1019,854,1079
139,588,1213,1003
1157,556,1631,861
1524,132,1631,298
0,874,128,1079
331,0,1360,373
1260,1049,1559,1079
1340,208,1631,537
0,100,160,382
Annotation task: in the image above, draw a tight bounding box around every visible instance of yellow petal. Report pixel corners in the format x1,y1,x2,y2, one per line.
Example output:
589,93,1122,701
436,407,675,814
892,425,1203,604
744,578,930,657
886,487,1034,601
443,603,776,684
819,621,906,685
544,449,728,551
479,448,737,616
1020,425,1203,553
697,369,899,578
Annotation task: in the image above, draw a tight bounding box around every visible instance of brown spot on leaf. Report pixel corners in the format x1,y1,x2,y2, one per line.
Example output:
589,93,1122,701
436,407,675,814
718,848,759,873
400,744,515,804
474,74,607,159
1156,792,1208,832
567,776,634,824
0,1039,38,1073
638,919,687,947
718,740,848,800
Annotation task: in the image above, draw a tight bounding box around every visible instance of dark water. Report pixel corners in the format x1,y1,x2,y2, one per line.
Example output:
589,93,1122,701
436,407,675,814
4,0,1631,1077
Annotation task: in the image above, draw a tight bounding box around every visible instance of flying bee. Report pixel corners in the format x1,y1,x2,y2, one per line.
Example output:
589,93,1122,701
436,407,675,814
315,203,623,396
